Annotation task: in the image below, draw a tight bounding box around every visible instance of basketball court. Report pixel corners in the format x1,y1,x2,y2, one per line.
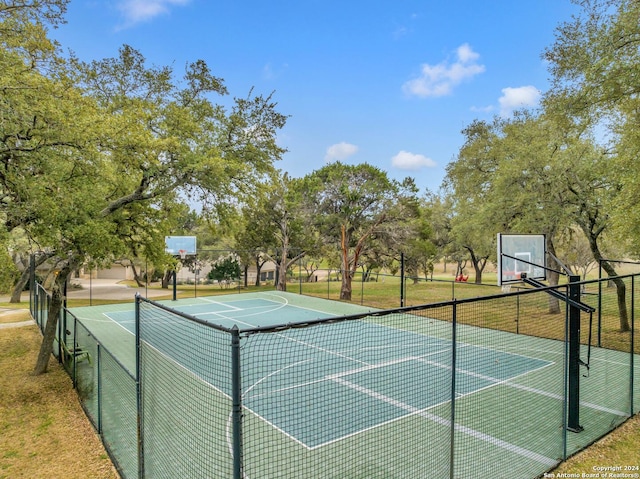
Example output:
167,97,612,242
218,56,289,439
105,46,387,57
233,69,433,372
67,289,636,478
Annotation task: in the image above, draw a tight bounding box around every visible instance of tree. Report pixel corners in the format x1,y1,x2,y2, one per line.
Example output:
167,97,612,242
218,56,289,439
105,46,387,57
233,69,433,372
424,193,454,274
234,183,279,287
208,255,241,288
301,162,418,301
261,173,310,292
444,119,505,284
544,1,634,330
1,1,288,374
397,200,436,284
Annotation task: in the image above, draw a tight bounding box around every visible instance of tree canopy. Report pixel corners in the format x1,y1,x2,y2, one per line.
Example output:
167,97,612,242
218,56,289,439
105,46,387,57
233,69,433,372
1,1,288,372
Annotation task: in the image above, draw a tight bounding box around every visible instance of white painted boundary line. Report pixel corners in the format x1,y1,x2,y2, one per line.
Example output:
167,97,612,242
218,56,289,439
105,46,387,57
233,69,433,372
333,377,557,467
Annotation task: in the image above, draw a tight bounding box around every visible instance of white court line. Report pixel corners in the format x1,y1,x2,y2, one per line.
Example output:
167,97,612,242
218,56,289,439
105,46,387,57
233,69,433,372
228,316,372,368
245,346,462,401
417,356,628,418
74,313,135,337
332,377,557,466
324,346,467,381
197,297,242,311
243,359,314,397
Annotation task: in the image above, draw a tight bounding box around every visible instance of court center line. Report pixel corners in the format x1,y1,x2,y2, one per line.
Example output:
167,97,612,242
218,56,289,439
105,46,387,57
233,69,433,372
332,377,557,467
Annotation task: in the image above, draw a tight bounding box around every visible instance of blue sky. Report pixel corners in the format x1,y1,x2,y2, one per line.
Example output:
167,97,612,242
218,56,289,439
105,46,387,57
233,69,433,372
51,0,579,194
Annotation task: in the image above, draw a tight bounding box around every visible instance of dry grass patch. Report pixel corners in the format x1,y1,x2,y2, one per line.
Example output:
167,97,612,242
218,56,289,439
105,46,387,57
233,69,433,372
0,308,31,325
0,325,119,479
552,413,640,473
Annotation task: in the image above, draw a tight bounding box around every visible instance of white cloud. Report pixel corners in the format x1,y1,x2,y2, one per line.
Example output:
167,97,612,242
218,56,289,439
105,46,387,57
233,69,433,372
117,0,190,26
391,150,436,170
324,142,359,163
470,105,495,113
403,43,485,98
263,62,289,80
498,86,541,116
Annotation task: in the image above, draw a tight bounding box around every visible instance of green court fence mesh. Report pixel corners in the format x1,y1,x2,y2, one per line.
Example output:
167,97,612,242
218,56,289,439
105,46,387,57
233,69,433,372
30,276,639,479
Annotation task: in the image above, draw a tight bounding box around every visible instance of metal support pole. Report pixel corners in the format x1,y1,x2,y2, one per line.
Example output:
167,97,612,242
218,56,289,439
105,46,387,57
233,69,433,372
597,260,602,347
567,275,583,432
61,277,68,362
97,344,102,434
135,295,145,478
29,254,35,313
449,301,457,479
630,276,635,416
231,326,243,479
400,253,405,307
172,270,177,301
562,294,569,459
73,316,78,389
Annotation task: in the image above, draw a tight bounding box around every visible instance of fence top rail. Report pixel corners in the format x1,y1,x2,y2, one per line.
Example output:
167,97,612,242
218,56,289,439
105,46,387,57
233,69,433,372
136,294,235,333
130,273,638,336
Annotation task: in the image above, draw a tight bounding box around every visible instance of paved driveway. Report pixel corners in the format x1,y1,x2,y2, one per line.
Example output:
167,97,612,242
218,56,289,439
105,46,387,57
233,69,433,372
67,279,169,301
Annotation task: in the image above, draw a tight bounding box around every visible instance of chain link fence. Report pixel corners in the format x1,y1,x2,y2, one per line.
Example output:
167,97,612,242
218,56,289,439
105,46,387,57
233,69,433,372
30,274,639,478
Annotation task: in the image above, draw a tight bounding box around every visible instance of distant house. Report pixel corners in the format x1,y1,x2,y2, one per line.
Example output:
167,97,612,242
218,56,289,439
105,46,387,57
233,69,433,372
77,261,135,281
176,259,278,284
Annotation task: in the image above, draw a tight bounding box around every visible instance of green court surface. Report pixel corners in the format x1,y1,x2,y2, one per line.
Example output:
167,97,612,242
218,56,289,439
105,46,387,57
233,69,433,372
68,291,639,478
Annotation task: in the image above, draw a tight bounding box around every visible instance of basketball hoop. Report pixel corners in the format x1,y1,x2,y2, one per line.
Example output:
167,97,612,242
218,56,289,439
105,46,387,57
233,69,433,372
501,284,512,294
178,249,187,261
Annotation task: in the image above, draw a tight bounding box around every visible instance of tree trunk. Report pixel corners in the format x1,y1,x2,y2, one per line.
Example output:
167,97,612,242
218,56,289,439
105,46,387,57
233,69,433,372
130,261,144,287
340,271,353,300
161,269,173,289
546,238,561,314
582,225,630,332
276,255,288,291
34,261,75,375
464,246,487,284
10,267,30,303
254,257,263,286
339,225,353,301
601,260,630,332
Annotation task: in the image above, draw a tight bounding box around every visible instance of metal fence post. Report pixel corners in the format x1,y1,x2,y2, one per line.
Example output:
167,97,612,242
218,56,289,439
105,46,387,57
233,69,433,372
400,253,405,307
73,316,78,389
449,301,457,479
567,275,583,432
231,326,243,479
97,344,102,434
631,276,635,416
597,260,602,347
135,295,144,479
562,285,569,459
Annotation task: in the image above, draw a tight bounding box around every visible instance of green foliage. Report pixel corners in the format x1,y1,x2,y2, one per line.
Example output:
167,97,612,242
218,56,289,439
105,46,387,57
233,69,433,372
544,0,640,255
207,256,241,284
300,162,419,299
0,2,288,371
0,246,19,293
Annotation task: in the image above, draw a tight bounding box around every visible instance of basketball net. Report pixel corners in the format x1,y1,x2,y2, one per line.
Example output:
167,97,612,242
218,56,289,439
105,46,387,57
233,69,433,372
178,249,187,261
